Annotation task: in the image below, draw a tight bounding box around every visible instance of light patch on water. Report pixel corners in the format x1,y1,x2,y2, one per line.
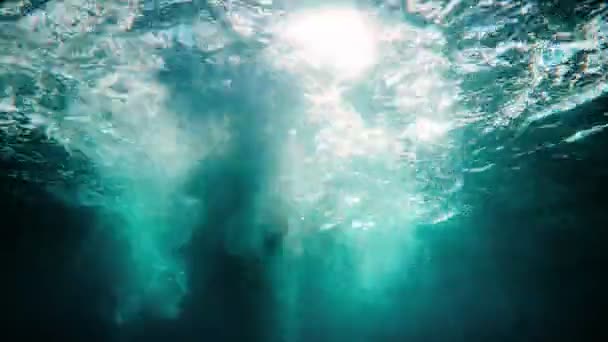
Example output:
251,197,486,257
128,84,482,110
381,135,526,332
564,122,608,143
262,3,464,241
277,7,379,79
0,95,16,113
411,118,451,142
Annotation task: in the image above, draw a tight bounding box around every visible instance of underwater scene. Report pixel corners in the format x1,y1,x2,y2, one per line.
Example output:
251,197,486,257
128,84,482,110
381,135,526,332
2,0,608,341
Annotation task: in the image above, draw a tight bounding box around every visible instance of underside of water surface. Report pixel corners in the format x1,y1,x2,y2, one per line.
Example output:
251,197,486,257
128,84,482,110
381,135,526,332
2,0,607,340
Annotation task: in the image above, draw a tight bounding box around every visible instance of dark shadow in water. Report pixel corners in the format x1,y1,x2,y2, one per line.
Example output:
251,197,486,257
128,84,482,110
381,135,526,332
119,44,298,341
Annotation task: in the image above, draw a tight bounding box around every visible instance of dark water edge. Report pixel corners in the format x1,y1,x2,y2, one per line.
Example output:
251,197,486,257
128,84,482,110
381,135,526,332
3,93,608,342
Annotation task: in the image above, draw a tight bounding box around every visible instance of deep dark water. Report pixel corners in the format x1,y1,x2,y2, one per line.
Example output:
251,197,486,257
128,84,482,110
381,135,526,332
4,96,608,342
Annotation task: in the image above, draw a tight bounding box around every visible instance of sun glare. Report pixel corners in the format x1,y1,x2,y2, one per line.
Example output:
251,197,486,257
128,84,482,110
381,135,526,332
280,7,378,78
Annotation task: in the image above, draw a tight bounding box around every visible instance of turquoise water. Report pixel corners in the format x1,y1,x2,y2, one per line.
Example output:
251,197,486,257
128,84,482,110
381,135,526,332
1,0,607,339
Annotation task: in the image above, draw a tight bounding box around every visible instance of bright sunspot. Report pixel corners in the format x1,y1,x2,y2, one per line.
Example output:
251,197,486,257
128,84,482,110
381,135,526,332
280,7,378,78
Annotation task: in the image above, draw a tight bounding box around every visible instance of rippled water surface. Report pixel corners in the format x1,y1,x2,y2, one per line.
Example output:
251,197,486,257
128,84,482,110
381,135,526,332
2,0,607,339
